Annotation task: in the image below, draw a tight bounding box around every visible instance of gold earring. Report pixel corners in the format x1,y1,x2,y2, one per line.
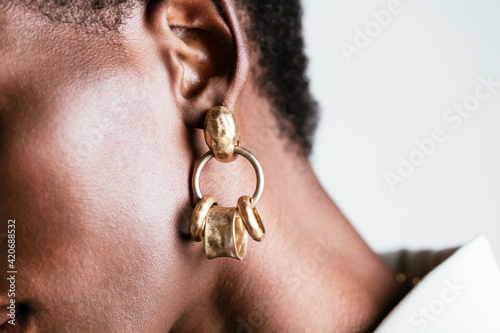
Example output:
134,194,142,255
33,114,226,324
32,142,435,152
190,106,265,260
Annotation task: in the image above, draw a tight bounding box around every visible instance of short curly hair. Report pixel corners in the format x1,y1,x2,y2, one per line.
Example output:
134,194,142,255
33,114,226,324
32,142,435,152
15,0,319,155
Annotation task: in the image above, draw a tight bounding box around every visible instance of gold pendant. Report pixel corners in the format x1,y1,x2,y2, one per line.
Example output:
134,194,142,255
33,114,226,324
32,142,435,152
204,206,248,260
190,106,265,260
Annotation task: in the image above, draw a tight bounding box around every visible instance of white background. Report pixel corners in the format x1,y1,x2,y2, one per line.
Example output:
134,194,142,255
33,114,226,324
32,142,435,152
304,0,500,259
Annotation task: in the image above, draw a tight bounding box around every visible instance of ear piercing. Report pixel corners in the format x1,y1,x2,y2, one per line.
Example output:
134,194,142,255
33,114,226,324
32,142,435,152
190,106,265,260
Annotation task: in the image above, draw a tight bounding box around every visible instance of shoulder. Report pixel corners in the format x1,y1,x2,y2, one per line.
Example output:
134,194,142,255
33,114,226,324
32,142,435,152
376,236,500,332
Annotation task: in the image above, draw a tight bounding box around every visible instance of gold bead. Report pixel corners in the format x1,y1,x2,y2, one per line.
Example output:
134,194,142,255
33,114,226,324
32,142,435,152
237,196,265,242
411,277,421,287
204,106,240,163
204,206,248,260
190,195,218,242
396,273,407,284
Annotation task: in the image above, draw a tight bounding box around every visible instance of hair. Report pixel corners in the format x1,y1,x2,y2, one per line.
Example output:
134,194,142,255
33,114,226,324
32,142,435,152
16,0,319,155
237,1,318,155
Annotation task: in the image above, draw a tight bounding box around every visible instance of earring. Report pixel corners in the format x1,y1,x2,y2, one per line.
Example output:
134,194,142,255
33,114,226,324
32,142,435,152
190,106,265,260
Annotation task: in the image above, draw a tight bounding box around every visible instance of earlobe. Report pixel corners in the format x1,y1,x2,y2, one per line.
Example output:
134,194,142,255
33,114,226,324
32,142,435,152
147,0,249,126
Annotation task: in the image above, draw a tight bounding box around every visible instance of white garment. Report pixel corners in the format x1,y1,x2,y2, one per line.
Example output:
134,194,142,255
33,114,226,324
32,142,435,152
375,236,500,333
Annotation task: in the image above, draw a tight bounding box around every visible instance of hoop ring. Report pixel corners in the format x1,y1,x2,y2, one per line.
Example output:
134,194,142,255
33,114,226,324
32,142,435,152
190,195,217,242
237,195,265,242
192,146,264,207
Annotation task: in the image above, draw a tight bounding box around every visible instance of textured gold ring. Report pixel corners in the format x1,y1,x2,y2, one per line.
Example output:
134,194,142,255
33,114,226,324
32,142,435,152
190,195,218,241
237,195,265,242
192,146,264,207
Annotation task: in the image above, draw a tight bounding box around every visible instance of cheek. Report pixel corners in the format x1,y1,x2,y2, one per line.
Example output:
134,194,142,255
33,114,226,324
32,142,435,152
0,82,198,331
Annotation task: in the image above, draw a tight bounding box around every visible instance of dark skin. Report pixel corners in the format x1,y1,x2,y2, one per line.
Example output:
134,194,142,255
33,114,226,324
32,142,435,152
0,0,405,331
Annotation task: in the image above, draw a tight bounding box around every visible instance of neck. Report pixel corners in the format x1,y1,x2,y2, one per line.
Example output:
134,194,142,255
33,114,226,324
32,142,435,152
172,92,405,332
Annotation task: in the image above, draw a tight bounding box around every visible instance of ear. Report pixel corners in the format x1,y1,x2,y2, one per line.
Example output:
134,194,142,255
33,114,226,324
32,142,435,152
147,0,249,127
